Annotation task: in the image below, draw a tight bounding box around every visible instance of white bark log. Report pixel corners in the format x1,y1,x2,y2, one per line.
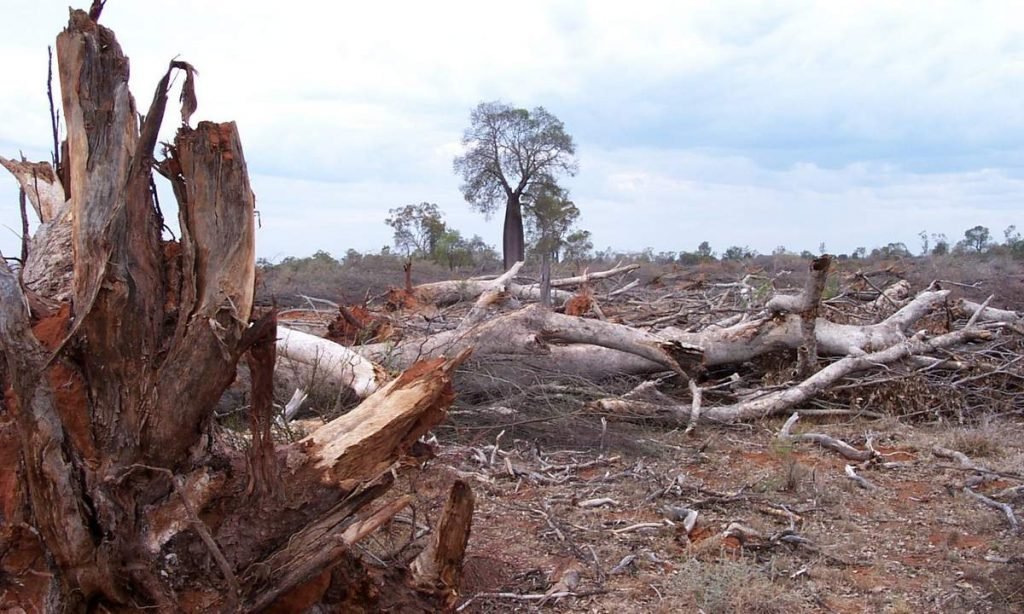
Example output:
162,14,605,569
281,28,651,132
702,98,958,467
547,263,639,288
868,280,911,309
351,288,954,396
699,326,988,422
958,298,1020,323
457,261,524,332
411,262,634,306
356,305,701,379
660,289,950,366
276,325,386,398
508,282,573,304
593,327,991,424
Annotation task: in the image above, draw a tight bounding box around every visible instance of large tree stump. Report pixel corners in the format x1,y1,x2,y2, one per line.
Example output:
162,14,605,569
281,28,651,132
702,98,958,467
0,8,472,612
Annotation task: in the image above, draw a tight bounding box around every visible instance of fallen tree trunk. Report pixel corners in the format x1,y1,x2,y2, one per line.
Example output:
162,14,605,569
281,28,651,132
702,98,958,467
276,324,386,398
958,298,1021,324
409,262,637,307
338,287,951,394
354,304,703,380
547,263,639,288
275,275,963,403
592,326,992,424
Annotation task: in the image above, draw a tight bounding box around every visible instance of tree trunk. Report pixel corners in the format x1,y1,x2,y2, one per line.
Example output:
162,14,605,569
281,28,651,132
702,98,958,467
347,288,955,397
502,192,525,269
0,9,472,612
540,251,552,307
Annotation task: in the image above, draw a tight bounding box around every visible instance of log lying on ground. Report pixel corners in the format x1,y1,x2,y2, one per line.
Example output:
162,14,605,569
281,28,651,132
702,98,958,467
867,279,911,310
660,288,951,365
547,263,640,287
341,287,952,394
277,324,386,398
957,298,1021,324
410,262,637,306
279,276,963,404
592,326,992,424
276,272,1016,403
355,304,703,380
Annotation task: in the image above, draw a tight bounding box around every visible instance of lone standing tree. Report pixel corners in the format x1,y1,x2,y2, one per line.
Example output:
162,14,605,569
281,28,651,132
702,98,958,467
453,101,577,268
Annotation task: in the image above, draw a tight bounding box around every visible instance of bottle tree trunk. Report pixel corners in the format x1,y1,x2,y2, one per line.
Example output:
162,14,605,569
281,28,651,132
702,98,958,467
502,192,525,269
0,8,472,613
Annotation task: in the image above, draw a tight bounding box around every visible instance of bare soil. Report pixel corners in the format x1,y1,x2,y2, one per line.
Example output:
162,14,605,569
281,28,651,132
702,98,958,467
369,415,1024,613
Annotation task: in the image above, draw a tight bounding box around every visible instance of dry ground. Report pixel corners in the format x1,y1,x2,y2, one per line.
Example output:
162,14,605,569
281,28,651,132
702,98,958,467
370,415,1024,613
265,255,1024,612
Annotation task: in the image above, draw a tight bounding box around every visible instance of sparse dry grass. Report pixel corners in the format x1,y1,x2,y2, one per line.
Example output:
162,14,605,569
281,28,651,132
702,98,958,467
947,426,1008,459
662,559,815,613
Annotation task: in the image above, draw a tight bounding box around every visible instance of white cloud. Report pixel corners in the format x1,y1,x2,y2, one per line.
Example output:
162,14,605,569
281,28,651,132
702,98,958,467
1,1,1022,261
572,147,1024,255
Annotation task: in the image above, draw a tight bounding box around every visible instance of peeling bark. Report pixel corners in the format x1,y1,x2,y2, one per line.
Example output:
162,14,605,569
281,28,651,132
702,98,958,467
245,312,281,499
0,157,65,223
1,9,471,611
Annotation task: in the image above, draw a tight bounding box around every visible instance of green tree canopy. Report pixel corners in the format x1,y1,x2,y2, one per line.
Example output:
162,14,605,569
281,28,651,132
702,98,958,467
696,241,714,260
453,101,577,268
563,230,593,263
385,202,447,257
525,184,583,263
964,225,991,253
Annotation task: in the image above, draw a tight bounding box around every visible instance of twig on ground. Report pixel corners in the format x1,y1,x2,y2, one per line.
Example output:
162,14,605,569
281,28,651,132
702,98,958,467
845,464,877,490
779,412,876,461
457,589,611,610
963,487,1020,531
612,520,671,535
684,379,702,436
609,554,637,575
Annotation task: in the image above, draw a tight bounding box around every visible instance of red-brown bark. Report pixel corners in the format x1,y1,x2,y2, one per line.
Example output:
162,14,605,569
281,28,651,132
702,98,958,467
0,9,473,612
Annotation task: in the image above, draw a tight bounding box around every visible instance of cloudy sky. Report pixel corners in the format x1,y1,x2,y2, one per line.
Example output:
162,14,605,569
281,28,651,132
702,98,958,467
1,1,1022,260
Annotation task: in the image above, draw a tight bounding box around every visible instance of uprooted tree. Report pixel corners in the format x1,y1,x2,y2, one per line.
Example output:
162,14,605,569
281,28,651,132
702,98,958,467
1,9,473,612
278,252,1021,433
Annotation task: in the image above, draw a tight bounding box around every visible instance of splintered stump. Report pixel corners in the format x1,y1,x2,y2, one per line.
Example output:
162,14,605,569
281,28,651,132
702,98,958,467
0,8,473,613
412,480,476,608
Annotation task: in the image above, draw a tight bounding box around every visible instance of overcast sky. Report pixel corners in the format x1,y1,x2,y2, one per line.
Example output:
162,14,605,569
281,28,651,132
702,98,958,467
1,1,1022,260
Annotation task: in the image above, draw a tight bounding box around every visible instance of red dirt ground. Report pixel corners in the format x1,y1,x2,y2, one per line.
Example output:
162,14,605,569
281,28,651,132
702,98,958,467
368,416,1024,613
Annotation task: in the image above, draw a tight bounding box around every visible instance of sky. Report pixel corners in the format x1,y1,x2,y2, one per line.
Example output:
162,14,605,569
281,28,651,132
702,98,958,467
1,0,1022,261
